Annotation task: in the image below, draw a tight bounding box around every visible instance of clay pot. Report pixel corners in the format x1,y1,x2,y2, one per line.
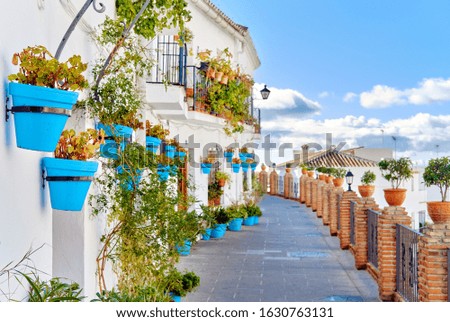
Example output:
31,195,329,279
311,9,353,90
301,169,307,175
208,197,221,206
206,68,215,79
358,185,375,198
215,71,224,82
326,176,334,184
319,174,326,181
286,168,291,173
185,87,194,97
218,178,226,187
307,171,314,178
261,165,267,171
383,188,407,207
333,178,344,188
220,75,229,85
426,202,450,224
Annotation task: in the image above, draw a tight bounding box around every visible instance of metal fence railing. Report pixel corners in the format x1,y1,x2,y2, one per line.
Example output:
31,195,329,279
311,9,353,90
368,209,380,269
350,201,356,246
396,224,422,302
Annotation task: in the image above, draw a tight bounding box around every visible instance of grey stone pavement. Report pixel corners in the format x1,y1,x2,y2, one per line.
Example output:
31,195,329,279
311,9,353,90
177,195,380,302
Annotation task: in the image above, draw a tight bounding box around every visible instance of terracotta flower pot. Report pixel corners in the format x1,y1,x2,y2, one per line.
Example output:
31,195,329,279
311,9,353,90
307,171,314,178
215,71,224,82
301,169,307,175
426,202,450,224
286,168,291,173
220,75,229,85
206,68,215,79
185,87,194,97
326,176,334,184
383,188,407,207
218,178,226,187
333,178,344,187
358,185,375,198
261,165,267,171
319,174,326,181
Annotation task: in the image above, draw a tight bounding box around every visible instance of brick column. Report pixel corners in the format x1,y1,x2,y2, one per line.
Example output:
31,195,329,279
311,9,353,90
305,178,313,207
300,175,307,203
284,172,293,199
377,206,411,301
316,180,325,218
259,170,268,194
353,197,380,270
329,187,343,236
322,182,333,225
338,190,359,250
418,224,450,302
269,170,278,195
312,180,319,212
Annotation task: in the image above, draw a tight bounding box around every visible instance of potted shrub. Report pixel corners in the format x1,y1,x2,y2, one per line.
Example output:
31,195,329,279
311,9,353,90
316,167,327,181
331,168,346,187
200,205,217,240
239,147,249,162
215,171,231,187
299,164,308,175
231,158,241,173
423,157,450,223
8,45,88,152
307,167,315,178
42,128,103,211
145,120,170,153
358,170,376,198
378,157,413,207
208,181,223,206
245,202,263,225
165,270,200,302
210,207,230,238
226,204,247,231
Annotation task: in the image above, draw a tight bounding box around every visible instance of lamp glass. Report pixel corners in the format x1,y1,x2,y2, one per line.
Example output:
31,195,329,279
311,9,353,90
260,85,270,100
346,171,354,185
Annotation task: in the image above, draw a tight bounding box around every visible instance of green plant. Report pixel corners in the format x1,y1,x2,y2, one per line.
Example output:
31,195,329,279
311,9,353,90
208,181,223,200
200,205,218,228
54,129,105,161
93,287,169,302
225,204,248,219
209,206,229,224
215,171,231,183
330,168,346,178
18,272,84,302
378,157,413,189
245,203,263,217
423,157,450,202
8,45,88,91
361,170,376,186
146,120,170,140
164,270,200,297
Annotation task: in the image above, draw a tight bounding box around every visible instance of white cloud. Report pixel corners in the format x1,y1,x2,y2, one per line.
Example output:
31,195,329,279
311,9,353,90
359,78,450,109
253,83,321,113
343,92,357,103
319,91,330,98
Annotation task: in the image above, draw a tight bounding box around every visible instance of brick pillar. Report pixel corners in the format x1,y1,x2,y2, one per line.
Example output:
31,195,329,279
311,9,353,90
316,180,325,218
269,170,278,195
353,197,380,270
329,187,343,236
322,182,333,225
259,170,268,194
312,180,319,212
418,224,450,302
305,178,313,207
284,172,293,199
300,175,307,203
378,206,411,301
338,191,359,250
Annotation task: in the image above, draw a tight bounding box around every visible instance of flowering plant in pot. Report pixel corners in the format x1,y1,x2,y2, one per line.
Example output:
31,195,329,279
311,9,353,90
330,168,346,187
43,128,104,211
378,157,413,207
145,120,170,153
231,157,241,173
8,45,88,152
423,157,450,223
358,170,376,198
215,171,231,187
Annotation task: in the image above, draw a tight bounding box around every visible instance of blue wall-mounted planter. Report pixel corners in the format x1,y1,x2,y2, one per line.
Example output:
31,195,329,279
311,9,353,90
250,163,257,171
97,123,133,159
224,152,233,163
239,152,247,163
157,164,170,182
174,151,187,161
8,82,77,152
165,145,176,159
201,163,212,174
42,157,98,211
146,136,161,153
117,165,142,191
231,163,240,173
241,163,249,173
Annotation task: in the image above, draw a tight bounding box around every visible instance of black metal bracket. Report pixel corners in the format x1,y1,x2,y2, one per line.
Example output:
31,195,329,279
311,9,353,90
42,169,93,189
55,0,106,60
5,105,72,122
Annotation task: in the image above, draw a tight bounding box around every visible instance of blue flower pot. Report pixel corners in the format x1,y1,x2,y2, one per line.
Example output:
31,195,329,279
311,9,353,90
9,83,78,152
98,123,133,159
245,152,254,159
224,152,233,163
231,163,240,173
201,163,212,174
241,163,249,173
157,164,171,182
170,293,181,302
243,216,255,226
254,216,260,225
239,152,248,163
117,165,142,191
210,223,227,239
202,228,212,240
174,151,187,161
42,157,98,211
228,218,243,231
250,163,257,171
176,240,192,256
165,145,176,159
170,165,178,176
146,136,161,153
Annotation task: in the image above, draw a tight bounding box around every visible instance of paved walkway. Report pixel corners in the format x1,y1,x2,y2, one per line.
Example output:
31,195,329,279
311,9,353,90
178,195,380,302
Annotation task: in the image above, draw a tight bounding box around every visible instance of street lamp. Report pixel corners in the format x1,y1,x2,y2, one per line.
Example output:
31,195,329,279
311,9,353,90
260,85,271,100
346,170,354,191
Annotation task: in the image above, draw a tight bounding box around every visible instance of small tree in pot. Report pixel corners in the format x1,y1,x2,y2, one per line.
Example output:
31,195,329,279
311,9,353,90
423,156,450,223
378,157,413,207
330,168,346,187
358,170,376,198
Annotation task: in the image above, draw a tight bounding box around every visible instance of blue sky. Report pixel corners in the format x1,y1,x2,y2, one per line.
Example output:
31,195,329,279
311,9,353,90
213,0,450,164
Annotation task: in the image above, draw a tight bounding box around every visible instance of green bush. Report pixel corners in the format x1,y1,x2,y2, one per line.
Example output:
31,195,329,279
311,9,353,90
361,170,376,185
